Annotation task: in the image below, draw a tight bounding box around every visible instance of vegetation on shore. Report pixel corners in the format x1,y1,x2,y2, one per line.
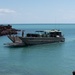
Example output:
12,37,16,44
0,24,20,36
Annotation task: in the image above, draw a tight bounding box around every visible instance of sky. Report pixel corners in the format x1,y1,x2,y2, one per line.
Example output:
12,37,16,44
0,0,75,24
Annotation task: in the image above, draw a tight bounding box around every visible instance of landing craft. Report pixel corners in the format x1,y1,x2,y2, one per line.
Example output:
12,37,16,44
19,29,65,45
5,29,65,46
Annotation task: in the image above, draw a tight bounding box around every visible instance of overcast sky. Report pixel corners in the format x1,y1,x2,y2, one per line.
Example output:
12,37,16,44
0,0,75,24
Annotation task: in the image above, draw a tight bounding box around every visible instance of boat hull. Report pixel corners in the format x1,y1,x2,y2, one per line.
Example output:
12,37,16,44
19,37,65,45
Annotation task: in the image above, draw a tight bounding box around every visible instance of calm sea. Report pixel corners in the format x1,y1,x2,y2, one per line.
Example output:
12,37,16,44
0,24,75,75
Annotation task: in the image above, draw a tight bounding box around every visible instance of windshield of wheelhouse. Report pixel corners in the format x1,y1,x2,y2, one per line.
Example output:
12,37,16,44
50,32,62,37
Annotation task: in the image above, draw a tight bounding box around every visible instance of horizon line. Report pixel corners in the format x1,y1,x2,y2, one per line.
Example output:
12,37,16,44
0,23,75,25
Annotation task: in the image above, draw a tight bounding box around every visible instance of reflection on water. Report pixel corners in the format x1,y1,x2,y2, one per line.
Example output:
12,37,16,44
2,42,66,75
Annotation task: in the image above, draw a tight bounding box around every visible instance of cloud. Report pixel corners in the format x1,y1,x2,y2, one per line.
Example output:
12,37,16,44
0,8,16,14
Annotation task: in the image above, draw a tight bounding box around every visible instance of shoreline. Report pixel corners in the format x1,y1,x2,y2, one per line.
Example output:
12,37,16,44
0,24,20,36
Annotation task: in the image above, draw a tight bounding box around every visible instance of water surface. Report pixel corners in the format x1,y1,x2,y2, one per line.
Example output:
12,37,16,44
0,24,75,75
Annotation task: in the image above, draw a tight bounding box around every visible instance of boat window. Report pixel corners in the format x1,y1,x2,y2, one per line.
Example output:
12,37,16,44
27,33,40,37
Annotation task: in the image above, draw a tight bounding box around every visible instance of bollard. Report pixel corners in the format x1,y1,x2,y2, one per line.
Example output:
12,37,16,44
72,71,75,75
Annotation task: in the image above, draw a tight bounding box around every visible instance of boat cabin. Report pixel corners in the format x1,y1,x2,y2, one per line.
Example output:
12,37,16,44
26,29,63,37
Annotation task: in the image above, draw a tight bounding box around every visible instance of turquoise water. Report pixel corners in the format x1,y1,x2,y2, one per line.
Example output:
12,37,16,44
0,24,75,75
